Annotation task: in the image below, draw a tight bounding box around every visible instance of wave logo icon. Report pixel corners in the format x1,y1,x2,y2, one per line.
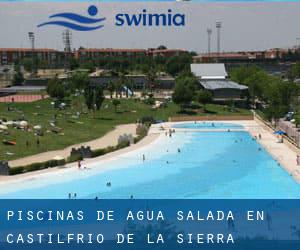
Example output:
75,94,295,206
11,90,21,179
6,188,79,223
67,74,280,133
37,5,105,31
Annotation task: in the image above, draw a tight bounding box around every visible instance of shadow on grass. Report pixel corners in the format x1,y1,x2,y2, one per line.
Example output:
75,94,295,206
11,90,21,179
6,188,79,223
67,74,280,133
203,110,217,114
94,117,114,121
177,110,197,115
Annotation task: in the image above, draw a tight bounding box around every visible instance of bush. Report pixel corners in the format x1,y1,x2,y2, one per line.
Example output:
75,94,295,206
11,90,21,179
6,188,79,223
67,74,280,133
9,166,25,175
116,140,130,149
10,159,66,175
91,148,106,158
67,154,83,163
139,116,155,124
134,124,148,143
143,97,155,105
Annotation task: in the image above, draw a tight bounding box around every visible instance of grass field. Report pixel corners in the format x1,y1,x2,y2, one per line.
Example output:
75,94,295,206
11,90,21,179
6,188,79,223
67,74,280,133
0,97,251,161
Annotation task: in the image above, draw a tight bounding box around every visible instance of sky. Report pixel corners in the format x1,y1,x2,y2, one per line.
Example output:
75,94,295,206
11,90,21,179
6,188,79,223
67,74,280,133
0,2,299,53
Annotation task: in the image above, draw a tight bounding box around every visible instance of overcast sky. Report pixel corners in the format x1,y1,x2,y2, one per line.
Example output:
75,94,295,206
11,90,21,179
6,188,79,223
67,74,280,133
0,2,299,53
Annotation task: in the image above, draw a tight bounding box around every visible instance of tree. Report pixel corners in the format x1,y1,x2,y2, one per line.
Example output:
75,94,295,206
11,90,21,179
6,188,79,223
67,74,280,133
112,99,121,113
146,68,157,92
81,60,95,73
84,85,105,118
166,55,192,76
69,58,80,70
107,81,115,99
290,62,300,80
197,90,213,112
172,76,196,111
21,58,33,72
157,45,167,50
69,72,89,91
12,70,24,86
46,77,67,100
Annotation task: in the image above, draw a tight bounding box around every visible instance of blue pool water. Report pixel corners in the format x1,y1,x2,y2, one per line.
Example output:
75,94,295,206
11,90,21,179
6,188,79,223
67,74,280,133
173,122,243,129
1,122,300,199
2,0,300,2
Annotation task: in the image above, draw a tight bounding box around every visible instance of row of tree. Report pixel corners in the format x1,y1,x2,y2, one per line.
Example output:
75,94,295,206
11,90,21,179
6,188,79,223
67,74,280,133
230,65,300,121
46,72,105,117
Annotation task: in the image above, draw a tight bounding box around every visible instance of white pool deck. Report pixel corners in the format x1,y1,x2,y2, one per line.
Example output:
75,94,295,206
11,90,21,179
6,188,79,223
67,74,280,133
1,119,300,187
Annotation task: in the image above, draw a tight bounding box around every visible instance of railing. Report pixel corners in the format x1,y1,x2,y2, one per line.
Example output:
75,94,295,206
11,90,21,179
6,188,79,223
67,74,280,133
254,112,300,151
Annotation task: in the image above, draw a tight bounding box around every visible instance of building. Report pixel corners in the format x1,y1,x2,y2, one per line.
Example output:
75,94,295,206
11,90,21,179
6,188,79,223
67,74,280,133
191,63,228,79
90,74,175,90
75,48,147,62
0,48,64,66
148,49,188,58
75,48,189,62
193,51,264,63
191,63,248,101
193,47,300,63
0,65,15,87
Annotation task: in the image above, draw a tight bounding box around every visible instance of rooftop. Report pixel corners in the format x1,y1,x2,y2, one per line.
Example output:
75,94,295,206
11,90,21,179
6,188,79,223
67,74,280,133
199,79,248,90
191,63,228,79
0,48,58,52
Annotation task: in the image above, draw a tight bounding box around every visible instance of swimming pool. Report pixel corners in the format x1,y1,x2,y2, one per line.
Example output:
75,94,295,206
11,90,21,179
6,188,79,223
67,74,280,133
172,121,243,129
1,122,300,199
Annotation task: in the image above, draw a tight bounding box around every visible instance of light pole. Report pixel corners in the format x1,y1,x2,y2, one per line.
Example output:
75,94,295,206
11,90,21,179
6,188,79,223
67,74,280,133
216,21,222,60
28,32,36,75
62,29,72,71
207,28,212,56
297,38,300,49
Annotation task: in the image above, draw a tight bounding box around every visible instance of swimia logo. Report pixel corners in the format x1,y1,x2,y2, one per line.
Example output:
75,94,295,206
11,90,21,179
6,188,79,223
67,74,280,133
115,9,185,27
37,5,185,31
37,5,106,31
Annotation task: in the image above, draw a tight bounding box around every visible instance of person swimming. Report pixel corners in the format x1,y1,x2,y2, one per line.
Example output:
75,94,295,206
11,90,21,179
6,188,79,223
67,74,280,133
178,148,181,153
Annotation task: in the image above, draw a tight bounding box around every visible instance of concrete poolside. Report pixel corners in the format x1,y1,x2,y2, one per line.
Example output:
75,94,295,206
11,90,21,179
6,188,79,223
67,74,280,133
1,119,300,190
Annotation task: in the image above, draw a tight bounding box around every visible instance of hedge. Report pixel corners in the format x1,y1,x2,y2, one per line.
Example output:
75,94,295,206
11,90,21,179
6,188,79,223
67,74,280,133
91,141,130,158
9,159,66,175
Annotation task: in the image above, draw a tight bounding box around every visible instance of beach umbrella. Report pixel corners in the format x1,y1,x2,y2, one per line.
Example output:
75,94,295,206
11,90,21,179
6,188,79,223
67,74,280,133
33,125,42,130
20,121,28,128
274,130,285,135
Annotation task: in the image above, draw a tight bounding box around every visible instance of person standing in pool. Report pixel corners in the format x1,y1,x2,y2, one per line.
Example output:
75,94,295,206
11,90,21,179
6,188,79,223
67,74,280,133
143,154,145,162
78,160,81,169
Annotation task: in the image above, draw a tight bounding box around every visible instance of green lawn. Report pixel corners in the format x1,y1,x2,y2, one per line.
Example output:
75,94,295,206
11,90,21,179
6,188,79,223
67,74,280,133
0,97,251,161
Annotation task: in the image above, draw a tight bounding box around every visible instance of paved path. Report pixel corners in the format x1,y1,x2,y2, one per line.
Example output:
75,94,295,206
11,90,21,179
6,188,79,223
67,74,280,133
9,124,137,167
0,95,48,103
